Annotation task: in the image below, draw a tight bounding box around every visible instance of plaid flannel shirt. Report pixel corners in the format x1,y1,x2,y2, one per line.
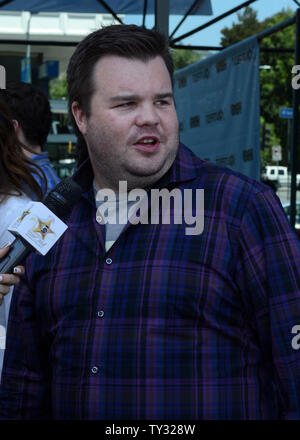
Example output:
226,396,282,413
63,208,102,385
1,144,300,419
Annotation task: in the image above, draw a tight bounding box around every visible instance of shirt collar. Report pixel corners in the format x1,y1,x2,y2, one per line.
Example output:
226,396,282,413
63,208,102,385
154,142,198,189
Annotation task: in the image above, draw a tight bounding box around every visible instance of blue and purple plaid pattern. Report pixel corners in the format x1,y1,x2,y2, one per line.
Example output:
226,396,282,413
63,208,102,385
1,144,300,419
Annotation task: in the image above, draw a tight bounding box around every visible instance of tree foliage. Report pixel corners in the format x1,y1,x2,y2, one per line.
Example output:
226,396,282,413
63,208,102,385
220,6,264,47
49,73,67,99
171,48,204,71
259,8,295,166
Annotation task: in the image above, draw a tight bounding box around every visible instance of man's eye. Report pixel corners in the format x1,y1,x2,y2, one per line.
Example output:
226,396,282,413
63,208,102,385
156,100,169,106
119,102,135,108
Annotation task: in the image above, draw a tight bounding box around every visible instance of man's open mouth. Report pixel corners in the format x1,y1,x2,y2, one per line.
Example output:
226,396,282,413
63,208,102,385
134,136,160,152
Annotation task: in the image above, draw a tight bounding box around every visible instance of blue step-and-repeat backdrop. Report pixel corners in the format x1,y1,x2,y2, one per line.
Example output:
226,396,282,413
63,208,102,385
174,36,260,181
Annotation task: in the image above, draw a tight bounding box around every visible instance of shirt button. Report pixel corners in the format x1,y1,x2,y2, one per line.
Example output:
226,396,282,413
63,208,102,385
105,258,112,265
91,366,99,374
97,310,105,318
96,215,103,223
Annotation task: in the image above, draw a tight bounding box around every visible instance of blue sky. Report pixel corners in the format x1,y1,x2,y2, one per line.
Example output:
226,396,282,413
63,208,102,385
124,0,298,48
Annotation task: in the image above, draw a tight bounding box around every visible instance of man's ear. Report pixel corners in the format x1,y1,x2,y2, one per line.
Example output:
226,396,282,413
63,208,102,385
72,101,88,135
12,119,27,144
12,119,20,132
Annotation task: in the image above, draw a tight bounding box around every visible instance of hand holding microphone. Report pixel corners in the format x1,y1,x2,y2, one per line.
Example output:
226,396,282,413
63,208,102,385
0,244,25,305
0,178,83,276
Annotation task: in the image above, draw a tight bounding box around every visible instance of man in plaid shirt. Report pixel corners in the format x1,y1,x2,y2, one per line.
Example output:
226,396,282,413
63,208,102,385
1,24,300,420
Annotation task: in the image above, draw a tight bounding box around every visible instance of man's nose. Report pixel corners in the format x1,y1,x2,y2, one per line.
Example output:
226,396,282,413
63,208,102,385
135,103,160,126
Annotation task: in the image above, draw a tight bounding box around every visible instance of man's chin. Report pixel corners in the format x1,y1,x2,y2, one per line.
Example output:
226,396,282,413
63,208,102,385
123,162,172,189
124,144,178,185
126,158,168,178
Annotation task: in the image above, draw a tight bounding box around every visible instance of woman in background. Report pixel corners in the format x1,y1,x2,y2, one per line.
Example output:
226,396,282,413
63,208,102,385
0,100,46,380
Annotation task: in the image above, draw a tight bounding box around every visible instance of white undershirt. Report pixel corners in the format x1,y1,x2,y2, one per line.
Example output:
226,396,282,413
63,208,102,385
93,182,134,252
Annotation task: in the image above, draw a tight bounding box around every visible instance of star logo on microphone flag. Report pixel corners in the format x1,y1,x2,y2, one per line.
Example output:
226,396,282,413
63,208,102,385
33,219,54,240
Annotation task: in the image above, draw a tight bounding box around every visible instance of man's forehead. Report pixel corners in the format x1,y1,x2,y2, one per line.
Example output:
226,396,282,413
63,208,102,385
92,55,172,91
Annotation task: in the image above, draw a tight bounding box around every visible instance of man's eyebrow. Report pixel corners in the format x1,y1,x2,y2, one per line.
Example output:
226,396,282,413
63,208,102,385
109,95,140,103
154,93,174,100
109,92,174,103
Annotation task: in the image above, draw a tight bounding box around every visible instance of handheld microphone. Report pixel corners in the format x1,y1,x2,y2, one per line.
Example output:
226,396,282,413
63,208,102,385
0,178,82,274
